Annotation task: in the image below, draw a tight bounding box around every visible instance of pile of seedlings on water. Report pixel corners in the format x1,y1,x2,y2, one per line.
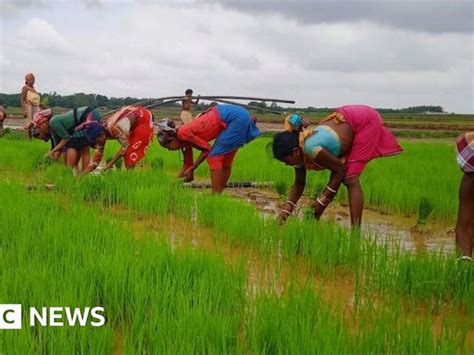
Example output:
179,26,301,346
411,197,434,233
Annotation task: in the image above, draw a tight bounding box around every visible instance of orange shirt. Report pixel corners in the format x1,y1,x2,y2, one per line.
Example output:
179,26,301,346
176,108,226,151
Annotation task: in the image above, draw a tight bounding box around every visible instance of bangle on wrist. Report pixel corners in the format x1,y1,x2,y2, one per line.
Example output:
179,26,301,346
280,209,292,216
326,185,337,193
316,198,327,207
316,192,333,207
285,200,296,208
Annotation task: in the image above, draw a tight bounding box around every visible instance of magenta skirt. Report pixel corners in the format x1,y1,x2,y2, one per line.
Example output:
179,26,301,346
335,105,403,177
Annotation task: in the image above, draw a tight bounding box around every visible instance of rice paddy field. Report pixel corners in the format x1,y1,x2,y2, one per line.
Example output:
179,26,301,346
1,125,473,353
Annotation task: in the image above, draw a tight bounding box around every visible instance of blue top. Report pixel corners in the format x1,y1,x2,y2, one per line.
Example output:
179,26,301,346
303,126,341,158
209,104,261,156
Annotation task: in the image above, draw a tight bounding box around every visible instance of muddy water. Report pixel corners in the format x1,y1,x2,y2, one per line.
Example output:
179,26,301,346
105,205,472,352
226,188,456,253
107,205,356,307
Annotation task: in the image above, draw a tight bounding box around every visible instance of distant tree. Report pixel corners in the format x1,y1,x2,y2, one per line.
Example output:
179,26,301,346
248,101,267,108
95,94,109,107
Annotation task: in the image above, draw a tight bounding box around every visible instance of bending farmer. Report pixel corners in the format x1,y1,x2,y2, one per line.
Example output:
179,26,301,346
178,88,200,180
272,105,402,227
28,106,102,170
84,105,154,172
157,104,260,193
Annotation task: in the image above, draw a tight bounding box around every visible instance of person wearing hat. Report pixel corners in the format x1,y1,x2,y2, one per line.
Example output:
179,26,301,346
28,106,102,171
454,132,474,261
83,105,154,172
272,105,402,227
21,73,41,123
157,104,260,193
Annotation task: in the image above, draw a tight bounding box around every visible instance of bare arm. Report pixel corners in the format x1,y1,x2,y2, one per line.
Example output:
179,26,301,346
83,144,105,174
49,139,70,159
21,87,28,115
185,149,209,175
311,149,346,219
105,145,127,170
278,167,306,222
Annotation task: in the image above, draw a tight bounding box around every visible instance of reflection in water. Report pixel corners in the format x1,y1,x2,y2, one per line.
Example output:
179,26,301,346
227,188,455,254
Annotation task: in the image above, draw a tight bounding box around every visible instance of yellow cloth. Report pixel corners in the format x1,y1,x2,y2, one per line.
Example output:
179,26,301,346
180,110,193,124
26,89,40,106
25,104,39,123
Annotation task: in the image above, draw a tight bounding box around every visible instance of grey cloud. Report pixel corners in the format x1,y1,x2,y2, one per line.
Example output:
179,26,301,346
1,3,472,112
1,0,102,18
204,0,473,33
0,0,43,18
219,52,261,70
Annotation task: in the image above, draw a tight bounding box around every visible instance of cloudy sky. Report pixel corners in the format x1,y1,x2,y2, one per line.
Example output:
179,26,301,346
1,0,473,112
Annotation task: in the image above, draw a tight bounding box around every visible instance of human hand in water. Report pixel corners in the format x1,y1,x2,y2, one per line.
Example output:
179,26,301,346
312,203,324,220
47,150,59,161
277,213,287,225
277,209,291,225
183,167,194,182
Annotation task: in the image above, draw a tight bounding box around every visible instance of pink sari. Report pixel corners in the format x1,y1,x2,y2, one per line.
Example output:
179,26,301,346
335,105,402,177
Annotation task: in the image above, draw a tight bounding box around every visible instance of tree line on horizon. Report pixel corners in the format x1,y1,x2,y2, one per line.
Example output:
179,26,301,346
0,92,445,114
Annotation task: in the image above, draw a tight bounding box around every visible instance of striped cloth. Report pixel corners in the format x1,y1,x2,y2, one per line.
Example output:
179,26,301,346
456,132,474,173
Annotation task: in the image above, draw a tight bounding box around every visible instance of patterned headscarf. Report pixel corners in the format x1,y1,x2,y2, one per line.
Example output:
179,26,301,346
32,108,52,127
156,118,177,145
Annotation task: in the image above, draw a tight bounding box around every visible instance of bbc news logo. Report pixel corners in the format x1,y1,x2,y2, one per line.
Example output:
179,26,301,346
0,304,106,329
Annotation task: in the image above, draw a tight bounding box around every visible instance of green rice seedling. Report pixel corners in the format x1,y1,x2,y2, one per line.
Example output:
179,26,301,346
0,181,247,354
413,197,434,232
247,286,353,354
312,182,325,199
114,157,123,169
2,135,474,353
150,157,164,170
274,179,289,199
0,136,47,173
35,155,54,169
302,207,314,221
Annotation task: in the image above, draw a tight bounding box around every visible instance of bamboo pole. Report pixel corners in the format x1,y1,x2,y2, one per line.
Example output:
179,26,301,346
148,95,295,104
145,97,285,115
104,95,294,117
103,98,159,117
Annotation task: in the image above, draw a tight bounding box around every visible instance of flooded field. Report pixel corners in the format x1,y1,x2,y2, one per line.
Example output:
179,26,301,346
1,134,473,353
227,187,456,253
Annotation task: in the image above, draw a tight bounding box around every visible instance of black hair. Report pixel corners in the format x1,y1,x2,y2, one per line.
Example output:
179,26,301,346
185,89,193,95
272,131,299,161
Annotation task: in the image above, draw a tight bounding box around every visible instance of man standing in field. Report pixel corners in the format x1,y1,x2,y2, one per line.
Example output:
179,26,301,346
455,132,474,260
179,89,200,180
180,88,199,124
